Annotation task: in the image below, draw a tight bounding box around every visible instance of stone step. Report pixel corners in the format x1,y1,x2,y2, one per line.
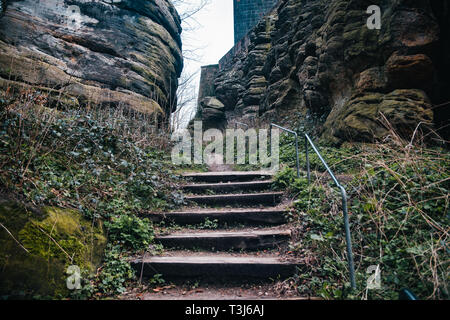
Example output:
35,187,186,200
182,180,273,194
146,207,288,225
185,192,283,206
131,255,300,279
183,171,274,183
155,230,291,251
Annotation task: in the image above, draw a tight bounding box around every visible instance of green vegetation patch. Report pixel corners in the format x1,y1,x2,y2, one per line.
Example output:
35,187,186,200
274,138,449,300
0,202,106,299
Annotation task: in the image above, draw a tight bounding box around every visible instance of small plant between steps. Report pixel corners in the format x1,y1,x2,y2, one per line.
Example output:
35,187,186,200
106,215,154,251
196,217,219,230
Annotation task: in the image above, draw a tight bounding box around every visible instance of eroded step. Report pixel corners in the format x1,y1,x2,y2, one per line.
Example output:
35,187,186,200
185,192,283,206
146,207,288,225
183,180,273,194
183,171,274,183
155,229,291,251
131,254,299,279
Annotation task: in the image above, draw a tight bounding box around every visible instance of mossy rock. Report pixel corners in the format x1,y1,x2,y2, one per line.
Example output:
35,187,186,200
322,89,433,143
0,201,106,299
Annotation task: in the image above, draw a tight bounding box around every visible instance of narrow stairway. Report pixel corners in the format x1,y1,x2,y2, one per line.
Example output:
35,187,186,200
131,170,301,298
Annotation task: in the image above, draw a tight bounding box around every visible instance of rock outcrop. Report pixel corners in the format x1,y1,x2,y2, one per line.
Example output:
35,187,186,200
198,96,227,130
207,0,449,143
0,0,183,119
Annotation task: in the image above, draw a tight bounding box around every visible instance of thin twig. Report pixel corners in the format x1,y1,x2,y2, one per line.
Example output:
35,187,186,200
0,221,30,254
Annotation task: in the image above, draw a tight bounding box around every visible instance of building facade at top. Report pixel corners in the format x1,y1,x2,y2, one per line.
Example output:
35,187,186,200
233,0,278,43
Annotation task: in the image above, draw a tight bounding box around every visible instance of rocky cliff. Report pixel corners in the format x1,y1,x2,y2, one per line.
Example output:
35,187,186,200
0,0,183,119
206,0,449,144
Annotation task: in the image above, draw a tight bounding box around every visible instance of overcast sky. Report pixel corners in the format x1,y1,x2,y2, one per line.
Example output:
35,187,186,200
173,0,234,128
187,1,234,66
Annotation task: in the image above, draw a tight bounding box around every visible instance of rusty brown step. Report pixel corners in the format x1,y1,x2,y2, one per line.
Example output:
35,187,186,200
182,180,273,194
185,192,283,206
146,207,288,226
155,229,291,251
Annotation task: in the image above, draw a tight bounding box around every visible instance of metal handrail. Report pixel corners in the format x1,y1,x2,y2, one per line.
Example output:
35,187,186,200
270,123,300,178
304,133,356,289
234,121,249,129
399,288,418,300
271,123,356,289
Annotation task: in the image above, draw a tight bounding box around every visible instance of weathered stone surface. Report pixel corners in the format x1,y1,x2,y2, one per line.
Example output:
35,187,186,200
322,89,433,142
0,0,182,118
385,52,434,90
155,229,291,251
195,96,227,130
146,207,288,226
355,67,388,92
205,0,449,142
132,254,299,279
185,192,283,206
200,96,225,110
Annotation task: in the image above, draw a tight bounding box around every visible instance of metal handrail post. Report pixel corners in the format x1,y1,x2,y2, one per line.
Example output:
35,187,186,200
340,186,356,289
294,133,300,179
305,136,311,184
270,123,300,178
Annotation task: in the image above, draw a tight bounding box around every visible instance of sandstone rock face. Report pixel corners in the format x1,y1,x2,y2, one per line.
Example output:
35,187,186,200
211,0,449,143
0,0,182,118
198,96,227,130
323,89,433,142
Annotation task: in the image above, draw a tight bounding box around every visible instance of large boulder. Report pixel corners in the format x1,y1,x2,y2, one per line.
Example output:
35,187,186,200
0,0,182,117
322,89,433,142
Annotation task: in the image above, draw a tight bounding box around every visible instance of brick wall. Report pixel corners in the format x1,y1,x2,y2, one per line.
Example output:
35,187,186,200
233,0,277,43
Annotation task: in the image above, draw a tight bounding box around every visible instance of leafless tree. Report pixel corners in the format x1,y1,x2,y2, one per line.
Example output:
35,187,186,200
171,0,211,130
171,69,199,130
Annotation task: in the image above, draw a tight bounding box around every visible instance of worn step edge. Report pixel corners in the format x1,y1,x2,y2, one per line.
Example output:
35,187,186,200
185,192,283,206
155,230,291,251
145,208,288,225
131,255,300,278
182,180,273,193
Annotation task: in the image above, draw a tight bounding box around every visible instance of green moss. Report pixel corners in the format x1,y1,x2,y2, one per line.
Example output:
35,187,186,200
322,89,433,143
0,202,106,298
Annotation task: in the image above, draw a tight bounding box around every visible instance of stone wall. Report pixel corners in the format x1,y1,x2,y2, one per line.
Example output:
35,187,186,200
197,64,219,104
0,0,183,120
234,0,278,44
206,0,449,144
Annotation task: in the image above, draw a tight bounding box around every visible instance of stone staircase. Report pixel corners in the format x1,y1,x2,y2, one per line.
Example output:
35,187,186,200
131,170,300,286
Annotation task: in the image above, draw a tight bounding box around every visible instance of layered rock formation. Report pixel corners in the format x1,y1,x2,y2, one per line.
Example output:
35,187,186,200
198,96,227,130
0,0,183,119
206,0,449,143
